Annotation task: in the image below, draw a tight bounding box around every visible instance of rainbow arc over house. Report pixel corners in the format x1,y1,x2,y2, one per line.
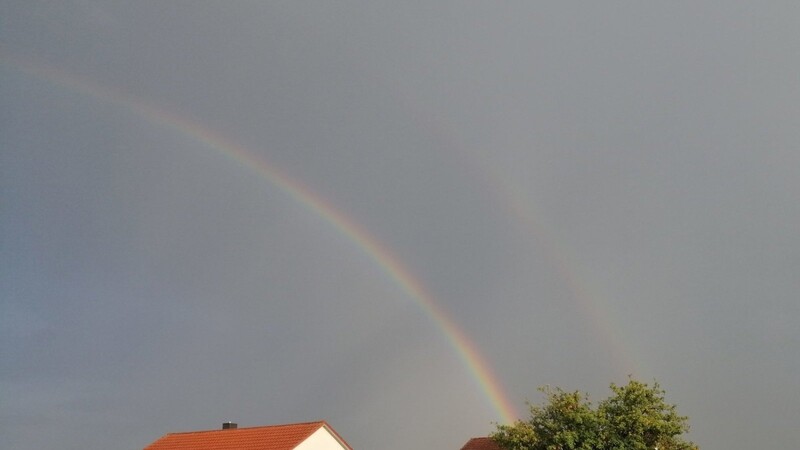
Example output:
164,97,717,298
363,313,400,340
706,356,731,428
1,51,519,424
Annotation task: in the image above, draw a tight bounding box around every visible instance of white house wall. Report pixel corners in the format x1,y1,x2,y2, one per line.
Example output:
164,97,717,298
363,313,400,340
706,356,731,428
294,427,349,450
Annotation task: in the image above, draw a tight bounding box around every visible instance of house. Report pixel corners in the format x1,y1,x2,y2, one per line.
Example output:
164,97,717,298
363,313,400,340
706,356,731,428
143,420,353,450
459,437,503,450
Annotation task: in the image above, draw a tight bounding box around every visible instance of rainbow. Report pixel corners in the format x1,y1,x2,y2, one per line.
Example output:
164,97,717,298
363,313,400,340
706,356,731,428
1,50,519,424
403,98,641,376
494,180,640,374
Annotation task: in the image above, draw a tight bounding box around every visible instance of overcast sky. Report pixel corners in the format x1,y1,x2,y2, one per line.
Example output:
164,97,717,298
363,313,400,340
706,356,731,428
2,2,799,449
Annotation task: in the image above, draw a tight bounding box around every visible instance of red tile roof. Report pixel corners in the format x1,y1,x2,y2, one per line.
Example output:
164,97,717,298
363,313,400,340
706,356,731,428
460,437,503,450
144,421,350,450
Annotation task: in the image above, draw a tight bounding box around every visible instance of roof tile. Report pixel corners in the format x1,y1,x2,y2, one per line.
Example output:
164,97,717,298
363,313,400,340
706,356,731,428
459,437,504,450
144,421,328,450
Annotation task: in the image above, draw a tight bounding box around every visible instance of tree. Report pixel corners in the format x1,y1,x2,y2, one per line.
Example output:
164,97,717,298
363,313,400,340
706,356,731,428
491,378,696,450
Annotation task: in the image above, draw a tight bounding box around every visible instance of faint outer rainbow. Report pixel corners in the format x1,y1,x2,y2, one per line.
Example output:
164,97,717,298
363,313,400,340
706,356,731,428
1,50,519,424
491,176,640,375
389,87,640,376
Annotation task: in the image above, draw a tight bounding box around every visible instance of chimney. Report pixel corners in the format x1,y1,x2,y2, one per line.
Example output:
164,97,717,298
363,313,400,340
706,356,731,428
222,422,237,430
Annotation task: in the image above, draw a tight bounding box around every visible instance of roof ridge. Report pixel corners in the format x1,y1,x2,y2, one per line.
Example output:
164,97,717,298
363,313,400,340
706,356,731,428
163,420,325,436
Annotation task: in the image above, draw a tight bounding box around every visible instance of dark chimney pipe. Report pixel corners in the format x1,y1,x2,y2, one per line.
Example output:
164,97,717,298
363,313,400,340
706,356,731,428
222,422,237,430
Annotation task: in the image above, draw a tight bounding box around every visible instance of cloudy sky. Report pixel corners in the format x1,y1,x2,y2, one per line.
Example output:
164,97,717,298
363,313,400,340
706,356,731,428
2,2,799,449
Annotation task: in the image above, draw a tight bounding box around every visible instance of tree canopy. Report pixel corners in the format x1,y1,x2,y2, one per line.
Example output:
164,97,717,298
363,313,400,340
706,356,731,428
491,378,696,450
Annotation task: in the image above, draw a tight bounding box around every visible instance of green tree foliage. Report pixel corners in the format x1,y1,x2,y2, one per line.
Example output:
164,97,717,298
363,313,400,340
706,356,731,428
491,379,696,450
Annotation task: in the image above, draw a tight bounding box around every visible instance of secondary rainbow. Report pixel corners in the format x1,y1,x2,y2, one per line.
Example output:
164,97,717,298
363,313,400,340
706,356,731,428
1,50,519,424
391,88,642,375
